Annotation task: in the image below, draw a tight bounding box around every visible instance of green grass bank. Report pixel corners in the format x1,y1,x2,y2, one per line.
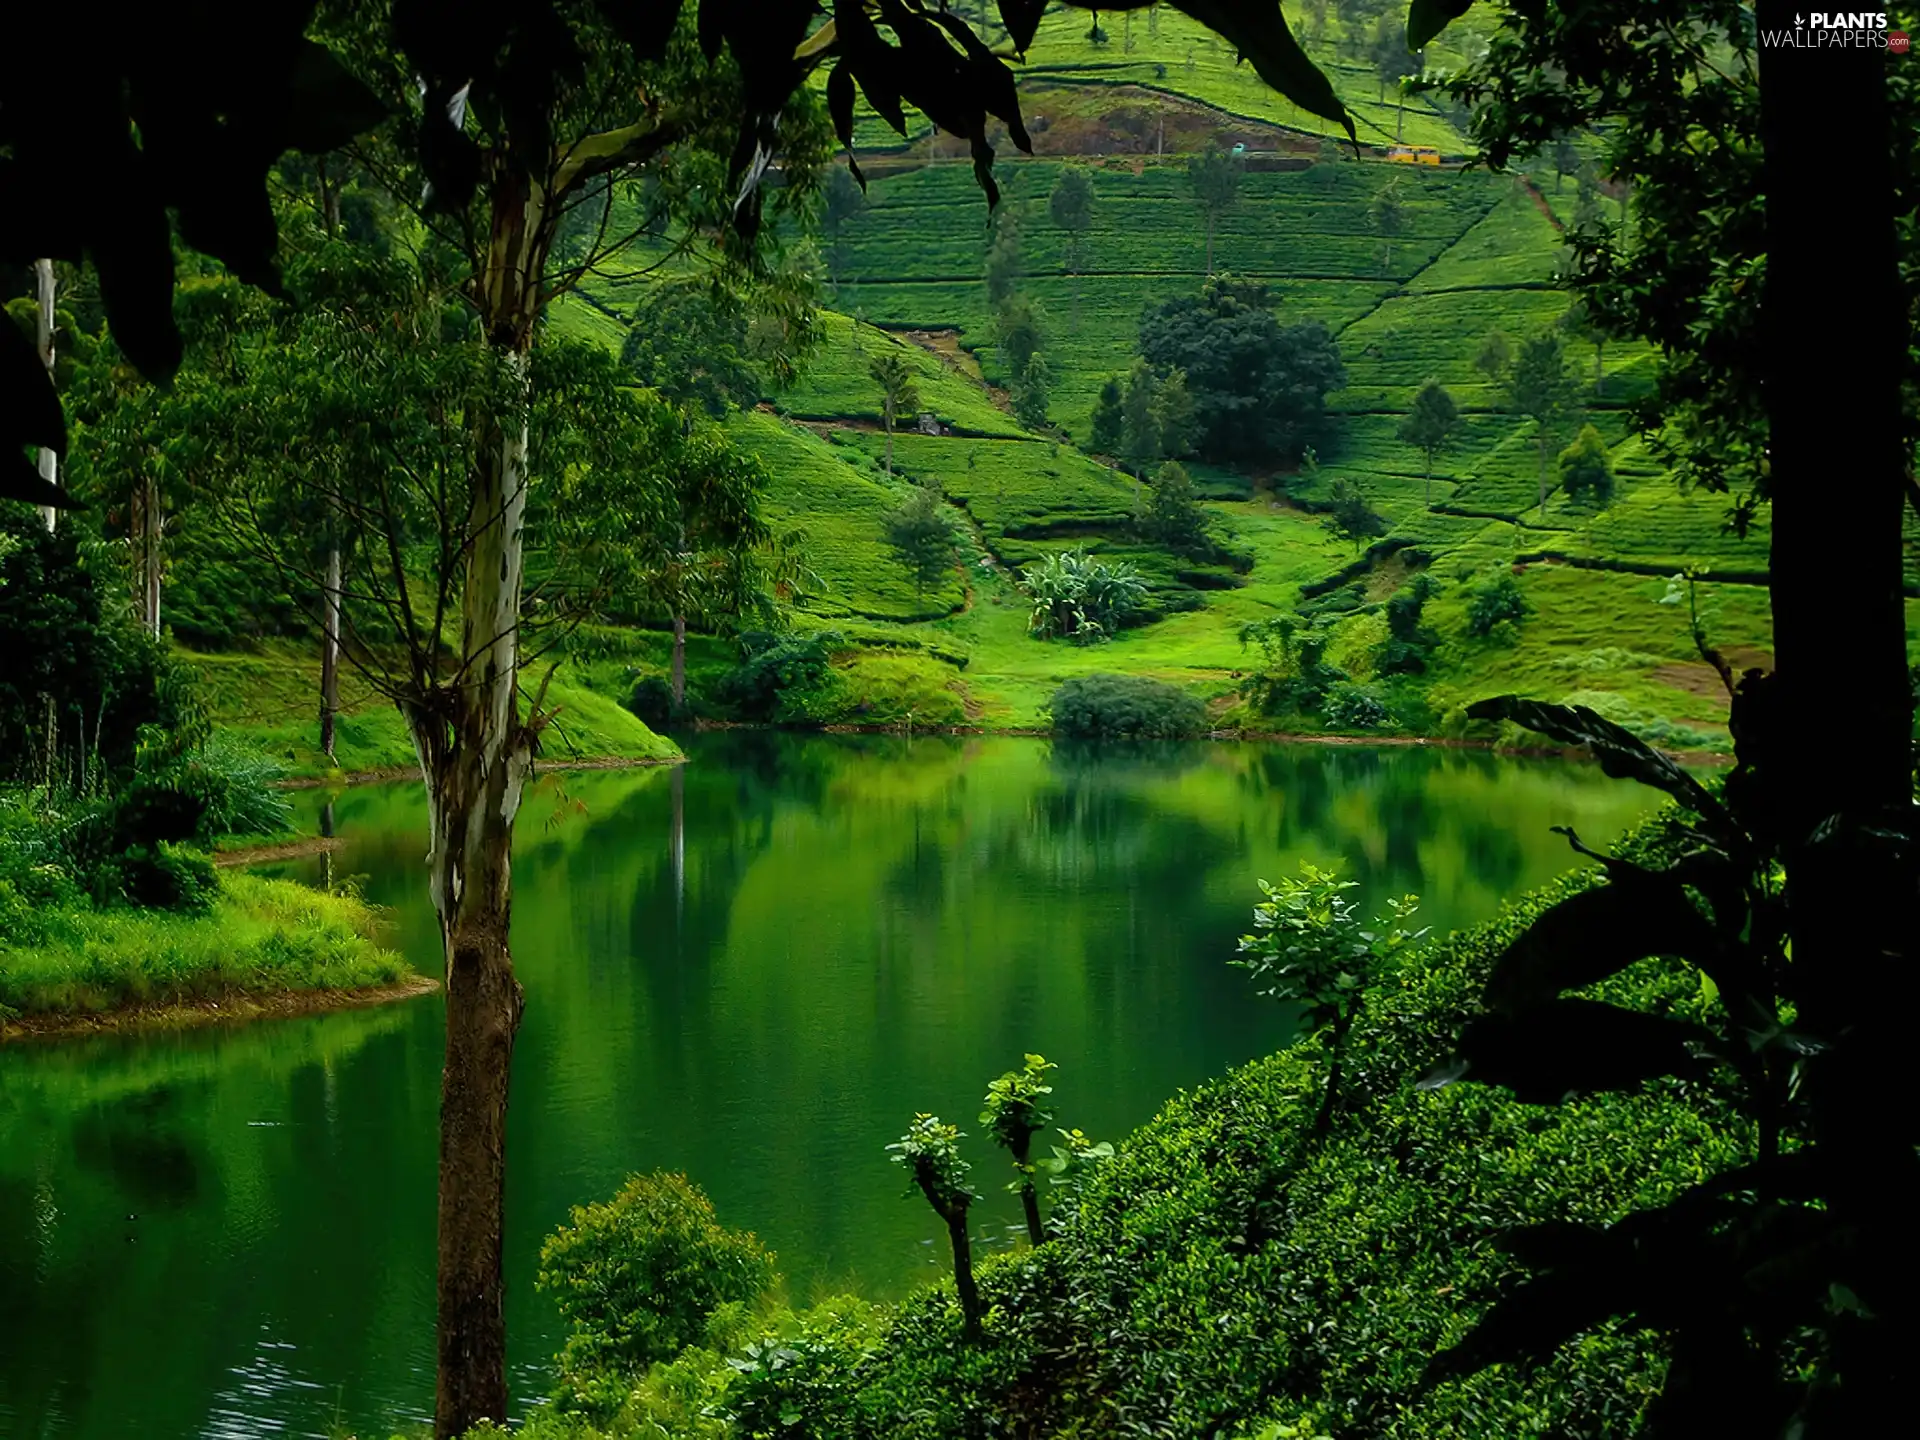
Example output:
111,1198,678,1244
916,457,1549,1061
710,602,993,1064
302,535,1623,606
0,871,417,1037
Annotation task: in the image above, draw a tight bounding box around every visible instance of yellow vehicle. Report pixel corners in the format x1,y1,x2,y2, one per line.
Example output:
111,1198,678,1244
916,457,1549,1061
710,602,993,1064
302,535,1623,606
1387,145,1443,165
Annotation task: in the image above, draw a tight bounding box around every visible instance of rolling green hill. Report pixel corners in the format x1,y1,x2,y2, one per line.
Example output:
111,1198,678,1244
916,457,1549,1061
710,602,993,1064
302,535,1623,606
540,18,1920,751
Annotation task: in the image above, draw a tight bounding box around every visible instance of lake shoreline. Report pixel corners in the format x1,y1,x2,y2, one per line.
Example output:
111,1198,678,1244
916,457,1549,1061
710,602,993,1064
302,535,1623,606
0,972,439,1045
275,751,686,791
698,718,1733,768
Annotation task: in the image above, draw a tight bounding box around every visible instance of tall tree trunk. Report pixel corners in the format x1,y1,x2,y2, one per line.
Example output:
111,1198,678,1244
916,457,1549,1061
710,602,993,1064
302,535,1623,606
414,393,534,1438
422,148,546,1437
671,613,687,712
1424,453,1432,509
33,259,58,532
133,474,162,638
1756,6,1916,1417
1758,8,1920,1420
320,534,343,762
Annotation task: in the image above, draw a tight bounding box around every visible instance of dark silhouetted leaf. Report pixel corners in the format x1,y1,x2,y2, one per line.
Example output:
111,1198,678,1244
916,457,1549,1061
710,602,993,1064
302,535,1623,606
1452,999,1713,1102
283,42,391,154
1466,695,1735,838
1481,873,1721,1015
0,320,64,456
0,453,81,510
1407,0,1478,50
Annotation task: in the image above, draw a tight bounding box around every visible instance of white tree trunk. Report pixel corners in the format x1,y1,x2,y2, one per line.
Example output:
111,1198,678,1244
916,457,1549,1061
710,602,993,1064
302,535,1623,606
412,381,535,1439
33,259,58,532
320,536,343,760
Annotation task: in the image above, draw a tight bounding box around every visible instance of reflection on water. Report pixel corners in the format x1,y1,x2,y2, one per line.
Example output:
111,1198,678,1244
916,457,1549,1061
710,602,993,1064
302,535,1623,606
0,733,1658,1438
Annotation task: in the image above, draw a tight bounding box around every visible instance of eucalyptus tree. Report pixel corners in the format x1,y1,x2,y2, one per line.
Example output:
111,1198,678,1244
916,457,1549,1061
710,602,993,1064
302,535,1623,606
0,7,1359,1432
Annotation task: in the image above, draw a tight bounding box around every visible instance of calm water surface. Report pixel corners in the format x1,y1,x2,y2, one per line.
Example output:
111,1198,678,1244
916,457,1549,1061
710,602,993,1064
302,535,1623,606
0,732,1659,1438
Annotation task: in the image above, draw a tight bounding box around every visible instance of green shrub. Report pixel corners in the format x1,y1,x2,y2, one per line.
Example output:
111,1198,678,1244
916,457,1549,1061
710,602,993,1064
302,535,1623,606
1322,681,1389,729
537,1172,776,1417
1047,673,1208,739
714,631,842,723
819,652,968,728
1465,572,1531,638
626,674,676,729
0,508,186,787
103,841,220,913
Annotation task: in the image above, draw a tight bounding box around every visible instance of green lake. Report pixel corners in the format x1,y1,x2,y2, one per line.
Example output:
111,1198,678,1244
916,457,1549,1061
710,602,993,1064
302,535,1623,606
0,732,1659,1438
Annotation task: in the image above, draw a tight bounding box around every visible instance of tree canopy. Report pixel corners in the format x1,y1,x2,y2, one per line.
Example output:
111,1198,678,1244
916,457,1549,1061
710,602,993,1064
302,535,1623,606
1139,275,1345,465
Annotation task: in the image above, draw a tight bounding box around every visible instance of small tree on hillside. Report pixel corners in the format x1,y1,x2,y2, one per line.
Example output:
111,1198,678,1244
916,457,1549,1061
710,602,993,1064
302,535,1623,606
1120,358,1164,475
1506,330,1579,515
884,485,963,599
1557,422,1616,506
981,1054,1057,1246
1049,168,1096,330
1561,294,1608,396
1474,329,1512,385
1011,353,1053,429
1371,178,1406,275
994,294,1045,385
1399,378,1460,507
1368,17,1423,140
1572,163,1605,232
984,205,1023,307
869,351,920,478
1187,142,1242,274
1089,376,1124,453
822,164,866,299
1328,477,1388,553
888,1115,982,1338
1137,460,1213,556
1550,134,1581,193
1235,864,1424,1133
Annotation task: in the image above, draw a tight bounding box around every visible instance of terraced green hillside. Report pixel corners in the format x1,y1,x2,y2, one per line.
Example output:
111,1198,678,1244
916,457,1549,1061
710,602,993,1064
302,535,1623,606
547,18,1920,749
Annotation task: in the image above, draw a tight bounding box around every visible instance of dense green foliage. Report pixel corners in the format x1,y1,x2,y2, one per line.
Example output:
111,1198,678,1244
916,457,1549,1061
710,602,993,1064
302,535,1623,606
1022,550,1149,643
506,834,1754,1439
0,507,183,786
882,486,964,597
1235,862,1423,1129
538,1172,777,1420
1047,673,1208,740
1138,276,1346,466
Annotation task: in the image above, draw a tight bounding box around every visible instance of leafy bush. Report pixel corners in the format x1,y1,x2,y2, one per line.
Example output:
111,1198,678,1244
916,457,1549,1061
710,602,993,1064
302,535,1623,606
189,734,293,840
817,652,968,728
537,1172,776,1418
714,630,842,723
1022,550,1148,643
0,508,185,787
1377,574,1440,676
1048,674,1208,740
626,673,676,729
1323,681,1389,729
1235,864,1423,1129
1465,572,1531,638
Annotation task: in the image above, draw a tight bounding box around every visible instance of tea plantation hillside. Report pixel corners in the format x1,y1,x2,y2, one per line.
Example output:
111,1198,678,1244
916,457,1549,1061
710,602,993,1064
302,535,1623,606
529,14,1920,748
